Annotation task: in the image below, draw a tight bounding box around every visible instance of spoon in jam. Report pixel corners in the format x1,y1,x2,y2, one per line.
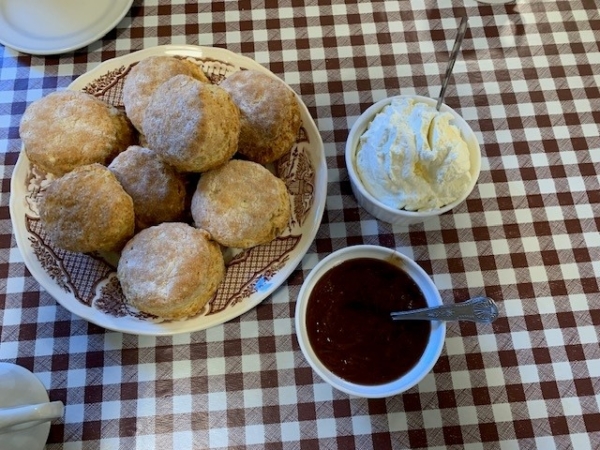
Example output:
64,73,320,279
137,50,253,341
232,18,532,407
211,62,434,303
390,296,499,324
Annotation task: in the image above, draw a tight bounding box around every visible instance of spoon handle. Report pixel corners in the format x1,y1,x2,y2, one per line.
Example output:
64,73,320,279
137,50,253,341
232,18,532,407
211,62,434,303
436,15,469,111
390,296,499,324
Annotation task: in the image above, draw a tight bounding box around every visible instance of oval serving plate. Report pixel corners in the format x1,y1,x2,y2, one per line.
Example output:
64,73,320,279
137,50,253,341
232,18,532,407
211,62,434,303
9,45,327,335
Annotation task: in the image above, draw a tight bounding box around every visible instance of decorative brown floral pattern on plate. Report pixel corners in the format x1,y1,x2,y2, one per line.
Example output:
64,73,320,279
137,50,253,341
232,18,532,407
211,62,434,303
17,48,321,329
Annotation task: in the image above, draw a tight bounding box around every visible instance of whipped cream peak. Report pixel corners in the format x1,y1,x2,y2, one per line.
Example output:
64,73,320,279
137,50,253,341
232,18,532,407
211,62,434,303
355,97,471,212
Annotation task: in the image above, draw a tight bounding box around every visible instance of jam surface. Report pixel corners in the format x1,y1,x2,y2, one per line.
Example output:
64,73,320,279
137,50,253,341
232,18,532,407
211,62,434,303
306,257,431,385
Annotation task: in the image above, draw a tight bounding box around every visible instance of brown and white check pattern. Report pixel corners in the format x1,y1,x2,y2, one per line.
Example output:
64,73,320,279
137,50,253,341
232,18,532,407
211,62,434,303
1,0,599,448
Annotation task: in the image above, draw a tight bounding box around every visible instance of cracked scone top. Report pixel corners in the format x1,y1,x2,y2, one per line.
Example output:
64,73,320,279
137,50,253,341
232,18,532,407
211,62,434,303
122,55,210,133
220,69,302,165
19,90,133,176
143,74,241,173
108,145,187,231
191,159,291,249
117,222,225,320
39,164,135,253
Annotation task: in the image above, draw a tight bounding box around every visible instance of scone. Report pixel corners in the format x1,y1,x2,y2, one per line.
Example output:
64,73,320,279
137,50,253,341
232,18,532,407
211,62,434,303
108,145,186,230
117,222,225,319
122,55,209,133
20,90,133,176
191,159,291,249
39,164,135,253
219,69,302,164
143,75,240,173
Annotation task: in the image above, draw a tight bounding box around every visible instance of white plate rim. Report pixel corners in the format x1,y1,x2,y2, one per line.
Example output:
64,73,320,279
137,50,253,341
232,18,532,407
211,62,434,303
0,0,134,56
9,44,327,335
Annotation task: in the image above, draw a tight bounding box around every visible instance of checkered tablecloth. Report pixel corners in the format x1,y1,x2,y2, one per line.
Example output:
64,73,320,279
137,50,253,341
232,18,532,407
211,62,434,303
1,0,599,448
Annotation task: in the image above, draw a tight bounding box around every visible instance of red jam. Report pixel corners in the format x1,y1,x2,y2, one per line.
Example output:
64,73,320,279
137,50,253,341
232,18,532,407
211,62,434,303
306,257,431,385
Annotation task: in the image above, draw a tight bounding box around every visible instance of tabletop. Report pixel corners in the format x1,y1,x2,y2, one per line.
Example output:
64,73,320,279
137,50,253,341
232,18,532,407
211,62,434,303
1,0,599,449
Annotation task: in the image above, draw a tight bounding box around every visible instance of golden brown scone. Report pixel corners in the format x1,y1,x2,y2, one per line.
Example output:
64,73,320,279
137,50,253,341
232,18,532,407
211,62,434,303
19,91,133,176
143,75,240,173
117,222,225,319
219,69,302,164
39,164,135,253
191,159,291,249
123,55,209,133
108,145,187,230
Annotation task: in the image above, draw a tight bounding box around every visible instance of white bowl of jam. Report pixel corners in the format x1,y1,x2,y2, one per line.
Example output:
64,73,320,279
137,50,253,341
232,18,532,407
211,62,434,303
295,245,446,398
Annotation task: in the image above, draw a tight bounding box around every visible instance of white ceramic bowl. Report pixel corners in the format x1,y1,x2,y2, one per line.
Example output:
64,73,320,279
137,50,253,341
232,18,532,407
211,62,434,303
295,245,446,398
345,94,481,226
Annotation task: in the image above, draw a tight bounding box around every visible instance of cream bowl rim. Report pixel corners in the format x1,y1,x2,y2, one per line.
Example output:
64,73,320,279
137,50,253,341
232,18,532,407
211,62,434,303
344,94,482,220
